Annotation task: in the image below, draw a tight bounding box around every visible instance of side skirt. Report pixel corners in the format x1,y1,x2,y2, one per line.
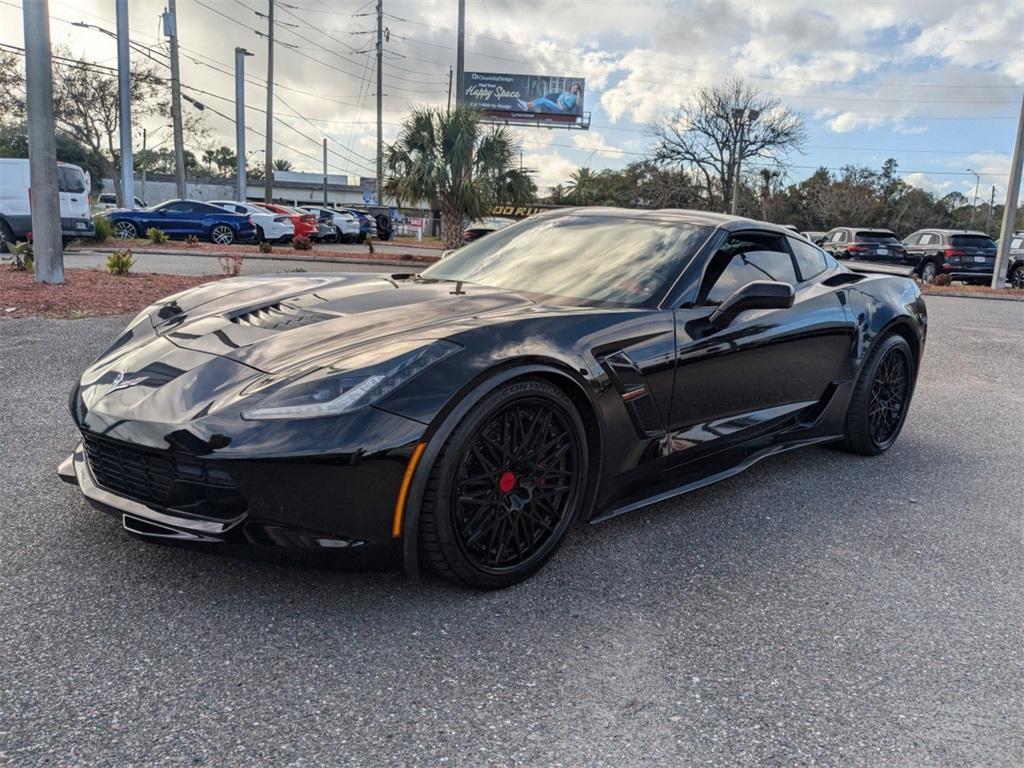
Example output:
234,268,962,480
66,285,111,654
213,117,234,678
590,434,842,524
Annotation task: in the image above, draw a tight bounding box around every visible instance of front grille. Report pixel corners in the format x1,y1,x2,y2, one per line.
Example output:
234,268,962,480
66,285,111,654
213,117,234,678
82,432,245,521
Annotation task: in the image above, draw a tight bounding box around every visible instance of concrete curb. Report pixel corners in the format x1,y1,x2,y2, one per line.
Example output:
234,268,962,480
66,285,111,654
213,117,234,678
69,247,435,270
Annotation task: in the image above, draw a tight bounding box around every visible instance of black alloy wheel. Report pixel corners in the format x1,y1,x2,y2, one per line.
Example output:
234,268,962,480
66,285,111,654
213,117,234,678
1011,265,1024,289
840,334,915,455
419,378,588,589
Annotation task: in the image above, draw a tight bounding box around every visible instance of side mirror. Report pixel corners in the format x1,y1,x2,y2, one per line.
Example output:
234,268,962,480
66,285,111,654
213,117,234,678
709,280,795,330
814,237,826,246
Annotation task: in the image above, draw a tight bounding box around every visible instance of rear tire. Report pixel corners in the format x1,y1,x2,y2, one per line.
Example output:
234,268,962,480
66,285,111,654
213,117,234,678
210,224,235,245
419,378,588,589
1011,265,1024,289
839,334,915,456
0,220,14,253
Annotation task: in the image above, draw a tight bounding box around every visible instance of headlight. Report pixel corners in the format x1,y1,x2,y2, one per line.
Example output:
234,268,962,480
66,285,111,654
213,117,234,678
241,340,460,420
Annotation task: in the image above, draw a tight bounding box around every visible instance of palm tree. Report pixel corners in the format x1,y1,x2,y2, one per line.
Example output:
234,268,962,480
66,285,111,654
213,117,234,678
565,166,598,205
201,148,216,173
272,158,294,172
383,105,535,249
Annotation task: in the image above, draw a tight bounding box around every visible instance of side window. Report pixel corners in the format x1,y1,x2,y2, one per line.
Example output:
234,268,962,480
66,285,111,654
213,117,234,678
830,230,847,244
161,202,190,214
789,237,828,281
904,233,920,246
701,233,798,305
919,233,935,246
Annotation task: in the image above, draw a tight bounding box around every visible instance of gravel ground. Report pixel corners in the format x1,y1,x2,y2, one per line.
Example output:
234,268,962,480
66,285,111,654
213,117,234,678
0,295,1021,767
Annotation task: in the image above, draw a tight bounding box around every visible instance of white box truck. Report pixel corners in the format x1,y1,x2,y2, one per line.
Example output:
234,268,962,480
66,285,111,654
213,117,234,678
0,158,95,251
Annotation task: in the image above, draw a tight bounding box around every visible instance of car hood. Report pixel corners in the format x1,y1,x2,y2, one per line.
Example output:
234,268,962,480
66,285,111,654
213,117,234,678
155,274,540,370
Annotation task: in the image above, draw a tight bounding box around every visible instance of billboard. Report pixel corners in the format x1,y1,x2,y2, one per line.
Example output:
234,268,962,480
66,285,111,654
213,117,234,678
463,71,586,125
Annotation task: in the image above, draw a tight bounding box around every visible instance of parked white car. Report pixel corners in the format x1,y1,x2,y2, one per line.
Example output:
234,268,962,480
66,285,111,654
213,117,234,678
95,192,146,210
209,200,295,243
327,208,366,243
0,158,94,250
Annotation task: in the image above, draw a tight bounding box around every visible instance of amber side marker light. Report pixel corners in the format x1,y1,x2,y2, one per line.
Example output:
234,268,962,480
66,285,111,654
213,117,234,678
392,442,427,538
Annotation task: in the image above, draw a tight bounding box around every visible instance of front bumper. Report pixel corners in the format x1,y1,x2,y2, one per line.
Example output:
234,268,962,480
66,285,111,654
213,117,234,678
59,434,409,565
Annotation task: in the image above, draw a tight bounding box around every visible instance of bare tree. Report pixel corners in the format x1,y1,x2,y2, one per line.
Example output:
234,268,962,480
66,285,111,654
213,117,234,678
647,78,805,213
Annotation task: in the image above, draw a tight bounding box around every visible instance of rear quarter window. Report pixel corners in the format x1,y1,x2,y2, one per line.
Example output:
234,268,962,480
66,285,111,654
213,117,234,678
789,237,829,280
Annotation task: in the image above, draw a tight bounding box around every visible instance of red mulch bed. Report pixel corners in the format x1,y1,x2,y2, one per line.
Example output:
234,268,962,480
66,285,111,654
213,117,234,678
75,238,440,262
1,268,222,319
922,284,1024,300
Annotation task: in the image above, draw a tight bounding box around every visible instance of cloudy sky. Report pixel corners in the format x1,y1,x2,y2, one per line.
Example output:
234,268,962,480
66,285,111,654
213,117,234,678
2,0,1023,199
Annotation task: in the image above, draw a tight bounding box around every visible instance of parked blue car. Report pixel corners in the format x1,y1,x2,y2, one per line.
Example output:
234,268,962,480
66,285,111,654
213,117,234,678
100,199,256,245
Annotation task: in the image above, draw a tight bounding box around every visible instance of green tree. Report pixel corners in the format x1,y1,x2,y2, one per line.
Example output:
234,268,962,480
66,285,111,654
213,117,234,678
383,105,535,248
565,166,600,204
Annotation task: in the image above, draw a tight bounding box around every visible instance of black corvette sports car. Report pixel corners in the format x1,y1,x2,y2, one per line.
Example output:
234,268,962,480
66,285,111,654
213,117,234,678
60,208,927,588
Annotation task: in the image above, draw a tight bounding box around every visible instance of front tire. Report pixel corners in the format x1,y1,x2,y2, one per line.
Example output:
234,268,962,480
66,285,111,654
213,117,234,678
113,220,138,240
419,378,588,589
919,260,938,283
839,334,915,456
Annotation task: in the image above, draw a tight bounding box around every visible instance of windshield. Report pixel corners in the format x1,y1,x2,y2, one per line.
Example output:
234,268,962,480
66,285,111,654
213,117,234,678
951,235,996,249
856,231,899,243
421,214,711,307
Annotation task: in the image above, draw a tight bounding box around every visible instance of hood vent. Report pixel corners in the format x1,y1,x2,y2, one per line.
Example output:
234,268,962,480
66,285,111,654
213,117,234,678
229,301,333,331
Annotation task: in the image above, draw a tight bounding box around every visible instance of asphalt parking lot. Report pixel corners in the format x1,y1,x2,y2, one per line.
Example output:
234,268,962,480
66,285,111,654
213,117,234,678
1,294,1021,767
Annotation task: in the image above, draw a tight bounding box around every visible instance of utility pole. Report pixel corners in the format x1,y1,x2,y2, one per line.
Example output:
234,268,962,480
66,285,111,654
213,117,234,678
322,138,328,205
115,0,134,208
992,90,1024,289
986,185,996,235
140,128,147,204
235,47,253,201
264,0,274,203
376,0,383,202
967,168,980,227
164,1,186,199
22,0,63,283
455,0,465,106
447,65,453,112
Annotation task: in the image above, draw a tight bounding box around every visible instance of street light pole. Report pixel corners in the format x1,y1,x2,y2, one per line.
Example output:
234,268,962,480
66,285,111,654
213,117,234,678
376,0,383,202
115,0,134,208
21,0,63,283
967,168,980,227
456,0,465,106
263,0,274,203
992,90,1024,289
165,0,186,198
234,47,253,202
730,108,759,216
986,185,996,235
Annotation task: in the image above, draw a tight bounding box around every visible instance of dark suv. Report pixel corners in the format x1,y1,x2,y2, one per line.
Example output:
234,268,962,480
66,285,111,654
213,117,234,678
1006,233,1023,288
820,227,908,268
903,229,997,284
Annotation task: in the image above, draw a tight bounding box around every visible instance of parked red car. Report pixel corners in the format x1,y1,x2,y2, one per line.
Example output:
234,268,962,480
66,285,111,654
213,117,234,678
255,203,318,240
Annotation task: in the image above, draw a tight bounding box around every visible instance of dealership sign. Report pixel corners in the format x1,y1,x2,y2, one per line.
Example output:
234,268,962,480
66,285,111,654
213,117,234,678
463,72,586,125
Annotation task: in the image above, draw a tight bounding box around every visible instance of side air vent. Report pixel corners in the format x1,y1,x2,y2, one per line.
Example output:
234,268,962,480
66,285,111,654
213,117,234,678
229,302,332,331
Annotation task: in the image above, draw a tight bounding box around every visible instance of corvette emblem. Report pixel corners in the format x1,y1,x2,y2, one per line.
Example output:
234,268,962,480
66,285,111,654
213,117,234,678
108,370,147,393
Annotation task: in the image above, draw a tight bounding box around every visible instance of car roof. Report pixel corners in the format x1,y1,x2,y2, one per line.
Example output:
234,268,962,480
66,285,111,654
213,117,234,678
531,206,802,236
915,229,990,236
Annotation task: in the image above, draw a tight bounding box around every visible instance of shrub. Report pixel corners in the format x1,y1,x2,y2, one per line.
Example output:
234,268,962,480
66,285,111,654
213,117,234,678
292,235,312,251
258,240,273,254
92,216,114,242
218,254,244,276
146,227,168,244
106,248,134,275
184,234,200,247
931,273,952,287
4,240,33,271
